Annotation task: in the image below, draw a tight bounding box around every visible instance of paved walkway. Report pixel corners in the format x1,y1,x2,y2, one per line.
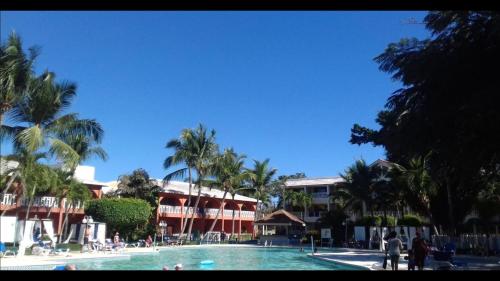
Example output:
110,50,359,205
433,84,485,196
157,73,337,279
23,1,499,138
310,249,500,271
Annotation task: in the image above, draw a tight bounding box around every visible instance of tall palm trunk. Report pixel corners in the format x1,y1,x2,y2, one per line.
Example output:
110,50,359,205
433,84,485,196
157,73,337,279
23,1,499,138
254,199,259,237
186,178,203,241
24,185,37,221
179,168,192,237
445,178,455,235
427,210,439,236
231,193,236,239
59,201,70,242
203,190,229,241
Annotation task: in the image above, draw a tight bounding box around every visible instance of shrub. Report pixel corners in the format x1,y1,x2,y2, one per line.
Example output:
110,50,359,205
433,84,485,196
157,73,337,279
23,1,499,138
382,216,396,227
85,198,152,240
398,215,423,226
355,216,382,226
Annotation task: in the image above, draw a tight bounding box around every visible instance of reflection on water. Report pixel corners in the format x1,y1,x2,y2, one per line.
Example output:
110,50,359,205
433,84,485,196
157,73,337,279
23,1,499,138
73,247,363,270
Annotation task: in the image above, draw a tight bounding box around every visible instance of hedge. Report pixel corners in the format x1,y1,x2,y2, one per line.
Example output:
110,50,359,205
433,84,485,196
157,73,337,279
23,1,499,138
397,215,423,226
355,216,396,226
85,198,152,239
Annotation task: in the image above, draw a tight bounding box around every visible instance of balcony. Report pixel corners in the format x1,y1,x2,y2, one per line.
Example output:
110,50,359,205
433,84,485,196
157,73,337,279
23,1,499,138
1,194,16,206
312,192,329,198
1,194,83,213
158,205,255,220
21,196,60,208
240,210,255,218
159,205,183,214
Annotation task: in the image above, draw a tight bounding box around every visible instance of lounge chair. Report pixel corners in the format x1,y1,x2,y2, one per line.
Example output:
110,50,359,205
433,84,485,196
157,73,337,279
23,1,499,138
431,250,468,270
0,242,17,258
104,239,116,253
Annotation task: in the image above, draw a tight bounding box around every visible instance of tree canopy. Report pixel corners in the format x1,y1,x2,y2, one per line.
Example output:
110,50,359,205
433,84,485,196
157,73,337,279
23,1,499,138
349,11,500,232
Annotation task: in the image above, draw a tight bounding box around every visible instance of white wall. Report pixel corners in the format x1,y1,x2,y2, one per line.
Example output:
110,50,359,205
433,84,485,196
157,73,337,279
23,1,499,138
73,165,96,181
0,216,17,243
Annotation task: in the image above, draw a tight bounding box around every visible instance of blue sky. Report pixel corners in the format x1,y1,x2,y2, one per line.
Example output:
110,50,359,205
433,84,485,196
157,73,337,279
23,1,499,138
1,11,429,182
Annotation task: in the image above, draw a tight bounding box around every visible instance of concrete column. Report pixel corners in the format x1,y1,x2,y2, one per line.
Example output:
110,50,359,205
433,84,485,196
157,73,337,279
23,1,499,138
179,198,187,236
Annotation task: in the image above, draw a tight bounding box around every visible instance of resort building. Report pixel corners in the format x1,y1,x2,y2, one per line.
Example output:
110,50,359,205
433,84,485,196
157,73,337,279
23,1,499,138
101,179,258,239
283,159,410,229
156,181,257,239
0,161,107,236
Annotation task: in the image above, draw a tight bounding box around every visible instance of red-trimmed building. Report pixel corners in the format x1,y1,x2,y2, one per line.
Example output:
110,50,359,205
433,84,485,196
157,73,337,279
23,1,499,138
0,162,107,236
155,181,257,239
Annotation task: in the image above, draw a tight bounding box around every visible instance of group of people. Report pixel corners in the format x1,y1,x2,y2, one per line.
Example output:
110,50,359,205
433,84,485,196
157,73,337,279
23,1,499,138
386,231,429,271
163,264,183,271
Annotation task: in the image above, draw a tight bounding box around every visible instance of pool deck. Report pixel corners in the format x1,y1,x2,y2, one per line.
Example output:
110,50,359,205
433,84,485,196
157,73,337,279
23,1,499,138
2,245,500,270
309,248,500,271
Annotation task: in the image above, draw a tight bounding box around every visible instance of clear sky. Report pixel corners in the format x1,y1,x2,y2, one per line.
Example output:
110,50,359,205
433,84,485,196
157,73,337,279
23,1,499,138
1,11,429,182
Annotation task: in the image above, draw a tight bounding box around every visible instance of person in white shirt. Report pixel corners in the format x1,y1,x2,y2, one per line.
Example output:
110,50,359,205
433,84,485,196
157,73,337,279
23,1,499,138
387,231,403,271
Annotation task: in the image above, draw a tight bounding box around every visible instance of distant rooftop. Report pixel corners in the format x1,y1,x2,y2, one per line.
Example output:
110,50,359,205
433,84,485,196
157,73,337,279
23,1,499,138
161,181,257,203
103,179,257,203
284,177,344,187
284,159,393,187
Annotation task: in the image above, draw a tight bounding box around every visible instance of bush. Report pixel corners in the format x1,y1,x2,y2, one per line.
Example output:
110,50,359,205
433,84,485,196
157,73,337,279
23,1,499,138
356,216,382,226
302,230,320,243
382,216,396,227
398,215,423,226
85,198,152,240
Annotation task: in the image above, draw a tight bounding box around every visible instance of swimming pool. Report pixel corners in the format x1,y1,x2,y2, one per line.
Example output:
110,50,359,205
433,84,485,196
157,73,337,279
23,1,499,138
70,246,365,270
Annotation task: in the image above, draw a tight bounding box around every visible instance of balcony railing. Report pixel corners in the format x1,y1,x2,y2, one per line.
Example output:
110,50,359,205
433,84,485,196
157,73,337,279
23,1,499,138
1,194,16,206
21,196,60,208
240,210,255,218
159,205,183,214
63,199,83,210
224,209,238,217
312,192,329,198
205,208,220,216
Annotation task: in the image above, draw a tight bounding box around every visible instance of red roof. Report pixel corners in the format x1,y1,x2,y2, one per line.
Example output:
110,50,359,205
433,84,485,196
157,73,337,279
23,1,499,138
255,209,306,227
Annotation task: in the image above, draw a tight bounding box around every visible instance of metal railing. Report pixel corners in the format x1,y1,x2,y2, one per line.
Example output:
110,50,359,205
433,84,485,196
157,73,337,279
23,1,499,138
240,210,255,218
21,196,59,208
159,205,183,214
224,209,237,217
1,193,16,206
312,192,329,198
63,199,83,209
205,208,220,216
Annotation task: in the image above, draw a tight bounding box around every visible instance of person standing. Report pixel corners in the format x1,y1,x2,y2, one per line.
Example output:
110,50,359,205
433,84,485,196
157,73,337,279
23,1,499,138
387,231,403,271
82,225,92,253
412,231,429,270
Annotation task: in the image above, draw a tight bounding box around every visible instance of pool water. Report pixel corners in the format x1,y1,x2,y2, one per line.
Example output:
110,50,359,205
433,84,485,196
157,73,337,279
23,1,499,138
71,247,364,270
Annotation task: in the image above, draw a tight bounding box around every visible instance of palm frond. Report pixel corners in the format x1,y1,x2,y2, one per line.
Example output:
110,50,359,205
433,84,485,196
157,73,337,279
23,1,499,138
15,125,44,152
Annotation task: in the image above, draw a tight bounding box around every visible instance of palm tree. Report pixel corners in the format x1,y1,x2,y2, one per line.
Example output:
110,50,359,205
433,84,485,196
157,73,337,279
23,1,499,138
10,72,103,166
201,148,250,240
291,191,312,220
60,134,108,172
163,129,197,238
56,134,107,241
0,32,38,129
339,159,377,217
52,168,92,242
247,159,277,236
2,149,59,221
114,169,161,204
168,124,217,241
392,153,440,235
0,149,46,216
